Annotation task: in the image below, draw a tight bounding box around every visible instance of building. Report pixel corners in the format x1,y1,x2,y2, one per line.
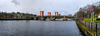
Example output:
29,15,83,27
40,11,44,16
95,13,100,18
55,12,58,16
48,12,51,16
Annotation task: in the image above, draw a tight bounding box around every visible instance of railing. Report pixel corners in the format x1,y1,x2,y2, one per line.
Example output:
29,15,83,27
75,19,94,36
81,21,100,36
77,19,100,36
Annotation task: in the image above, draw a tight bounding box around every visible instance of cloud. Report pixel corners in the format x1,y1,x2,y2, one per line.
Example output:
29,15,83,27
0,0,100,15
11,0,20,6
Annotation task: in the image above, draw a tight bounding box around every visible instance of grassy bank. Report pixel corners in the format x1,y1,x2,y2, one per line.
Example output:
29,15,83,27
83,18,100,23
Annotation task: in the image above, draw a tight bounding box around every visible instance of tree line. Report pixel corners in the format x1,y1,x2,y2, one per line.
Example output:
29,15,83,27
74,2,100,18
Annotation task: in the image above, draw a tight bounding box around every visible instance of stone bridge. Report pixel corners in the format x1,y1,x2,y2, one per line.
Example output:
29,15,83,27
30,16,76,21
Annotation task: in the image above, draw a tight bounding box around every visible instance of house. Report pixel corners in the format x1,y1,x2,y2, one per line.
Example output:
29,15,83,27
95,13,100,18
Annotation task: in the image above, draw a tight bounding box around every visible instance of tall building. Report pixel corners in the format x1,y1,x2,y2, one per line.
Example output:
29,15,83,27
55,12,58,16
48,12,51,16
40,11,44,16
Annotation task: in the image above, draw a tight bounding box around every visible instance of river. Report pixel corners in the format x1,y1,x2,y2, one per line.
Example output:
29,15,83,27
0,20,81,36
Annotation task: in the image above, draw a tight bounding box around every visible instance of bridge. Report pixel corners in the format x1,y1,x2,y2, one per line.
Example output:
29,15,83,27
30,16,76,21
29,11,76,21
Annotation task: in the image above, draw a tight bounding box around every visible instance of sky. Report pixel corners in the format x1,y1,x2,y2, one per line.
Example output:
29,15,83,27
0,0,100,16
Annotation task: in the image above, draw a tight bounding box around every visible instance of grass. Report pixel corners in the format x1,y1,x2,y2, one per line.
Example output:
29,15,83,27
83,18,100,23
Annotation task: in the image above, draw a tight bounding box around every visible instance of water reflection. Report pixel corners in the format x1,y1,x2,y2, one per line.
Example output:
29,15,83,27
0,20,81,36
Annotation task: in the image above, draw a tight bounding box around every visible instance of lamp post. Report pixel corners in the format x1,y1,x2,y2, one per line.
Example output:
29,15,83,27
90,5,94,31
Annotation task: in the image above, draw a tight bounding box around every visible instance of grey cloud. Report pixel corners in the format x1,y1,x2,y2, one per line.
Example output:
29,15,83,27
0,0,100,15
11,0,20,5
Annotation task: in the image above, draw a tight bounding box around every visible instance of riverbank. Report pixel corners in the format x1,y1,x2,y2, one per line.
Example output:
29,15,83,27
75,19,95,36
75,19,100,36
84,18,100,23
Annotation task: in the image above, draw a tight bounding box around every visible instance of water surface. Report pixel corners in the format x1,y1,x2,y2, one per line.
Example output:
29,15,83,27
0,20,81,36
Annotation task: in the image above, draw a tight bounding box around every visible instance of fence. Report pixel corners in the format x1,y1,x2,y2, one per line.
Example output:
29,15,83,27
77,19,100,36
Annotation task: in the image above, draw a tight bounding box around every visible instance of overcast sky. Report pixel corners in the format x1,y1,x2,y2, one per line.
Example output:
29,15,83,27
0,0,100,15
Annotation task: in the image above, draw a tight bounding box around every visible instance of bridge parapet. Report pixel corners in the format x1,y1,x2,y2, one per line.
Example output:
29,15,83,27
30,16,75,20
